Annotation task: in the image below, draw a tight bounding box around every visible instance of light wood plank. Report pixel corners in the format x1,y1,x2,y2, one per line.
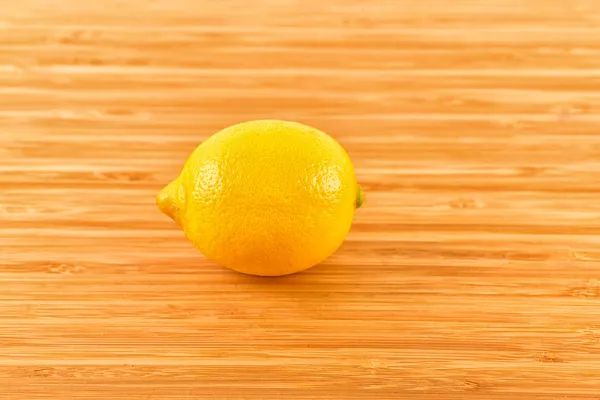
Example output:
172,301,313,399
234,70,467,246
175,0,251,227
2,0,600,398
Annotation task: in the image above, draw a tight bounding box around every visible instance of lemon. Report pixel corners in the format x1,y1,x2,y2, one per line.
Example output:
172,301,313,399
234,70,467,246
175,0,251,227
157,120,364,276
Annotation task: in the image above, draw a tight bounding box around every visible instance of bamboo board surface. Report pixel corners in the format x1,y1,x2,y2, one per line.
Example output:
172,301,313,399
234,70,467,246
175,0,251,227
2,0,600,398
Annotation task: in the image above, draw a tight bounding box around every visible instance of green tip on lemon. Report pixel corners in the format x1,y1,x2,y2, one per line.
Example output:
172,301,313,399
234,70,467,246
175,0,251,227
356,185,365,209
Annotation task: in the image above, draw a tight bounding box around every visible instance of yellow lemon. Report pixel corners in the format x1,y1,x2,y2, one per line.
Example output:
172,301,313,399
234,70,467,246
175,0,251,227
157,120,364,276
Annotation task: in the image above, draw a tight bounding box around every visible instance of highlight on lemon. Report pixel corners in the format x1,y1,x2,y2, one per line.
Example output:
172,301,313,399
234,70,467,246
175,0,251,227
157,120,364,276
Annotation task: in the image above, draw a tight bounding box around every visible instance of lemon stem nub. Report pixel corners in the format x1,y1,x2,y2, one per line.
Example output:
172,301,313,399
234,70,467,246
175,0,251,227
356,185,365,209
157,179,183,224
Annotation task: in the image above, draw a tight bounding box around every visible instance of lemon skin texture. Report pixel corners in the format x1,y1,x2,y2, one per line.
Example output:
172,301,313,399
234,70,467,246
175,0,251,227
157,120,364,276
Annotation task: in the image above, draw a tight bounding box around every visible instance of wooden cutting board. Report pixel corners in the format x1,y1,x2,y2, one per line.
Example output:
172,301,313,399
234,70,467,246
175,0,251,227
2,0,600,398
